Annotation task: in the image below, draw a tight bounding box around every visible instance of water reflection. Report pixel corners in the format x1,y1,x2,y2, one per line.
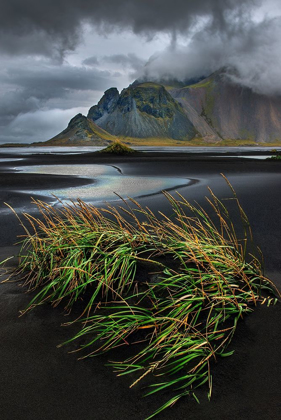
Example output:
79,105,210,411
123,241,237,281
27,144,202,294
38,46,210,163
19,164,190,203
0,158,24,162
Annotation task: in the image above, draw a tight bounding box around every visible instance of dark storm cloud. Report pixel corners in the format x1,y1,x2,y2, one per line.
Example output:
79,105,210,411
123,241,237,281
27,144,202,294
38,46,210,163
3,0,278,94
8,65,111,98
0,60,112,120
3,0,277,95
0,0,257,56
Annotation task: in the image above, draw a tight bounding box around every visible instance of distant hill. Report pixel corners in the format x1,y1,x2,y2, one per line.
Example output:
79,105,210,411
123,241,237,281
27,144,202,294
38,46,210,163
43,69,281,146
43,113,115,146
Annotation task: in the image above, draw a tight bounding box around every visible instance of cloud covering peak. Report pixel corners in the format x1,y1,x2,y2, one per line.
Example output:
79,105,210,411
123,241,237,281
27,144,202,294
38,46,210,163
140,13,281,95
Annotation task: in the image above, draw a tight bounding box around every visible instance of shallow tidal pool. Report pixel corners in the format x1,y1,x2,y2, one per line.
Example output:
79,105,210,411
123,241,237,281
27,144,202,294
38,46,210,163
18,164,191,203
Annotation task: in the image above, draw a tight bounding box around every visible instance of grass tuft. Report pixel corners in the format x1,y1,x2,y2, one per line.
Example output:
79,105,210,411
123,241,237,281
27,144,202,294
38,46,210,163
3,179,279,419
99,140,136,155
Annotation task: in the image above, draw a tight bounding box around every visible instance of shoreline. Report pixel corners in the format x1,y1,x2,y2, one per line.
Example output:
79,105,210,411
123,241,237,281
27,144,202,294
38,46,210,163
1,142,281,150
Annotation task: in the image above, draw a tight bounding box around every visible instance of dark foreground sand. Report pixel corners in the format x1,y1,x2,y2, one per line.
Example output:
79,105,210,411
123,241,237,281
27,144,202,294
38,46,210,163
0,151,280,420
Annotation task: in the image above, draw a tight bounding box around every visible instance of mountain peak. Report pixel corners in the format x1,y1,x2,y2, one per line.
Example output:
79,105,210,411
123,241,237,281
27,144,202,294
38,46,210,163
87,82,196,140
88,87,119,120
67,113,86,127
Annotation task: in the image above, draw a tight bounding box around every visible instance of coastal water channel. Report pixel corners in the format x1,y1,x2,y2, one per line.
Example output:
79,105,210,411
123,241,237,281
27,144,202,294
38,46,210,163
1,145,281,155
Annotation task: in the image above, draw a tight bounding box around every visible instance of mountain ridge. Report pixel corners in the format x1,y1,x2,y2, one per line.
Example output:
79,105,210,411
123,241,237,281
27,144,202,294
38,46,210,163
46,69,281,146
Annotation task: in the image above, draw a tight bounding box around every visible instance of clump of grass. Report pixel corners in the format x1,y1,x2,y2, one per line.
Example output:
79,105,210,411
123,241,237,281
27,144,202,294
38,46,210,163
99,140,136,155
7,198,147,314
4,178,279,419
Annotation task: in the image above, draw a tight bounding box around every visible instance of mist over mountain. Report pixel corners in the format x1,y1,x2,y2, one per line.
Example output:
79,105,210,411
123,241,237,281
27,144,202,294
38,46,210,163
135,4,281,97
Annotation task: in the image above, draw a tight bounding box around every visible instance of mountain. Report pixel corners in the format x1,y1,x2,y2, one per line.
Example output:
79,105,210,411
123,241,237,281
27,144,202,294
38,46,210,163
45,69,281,146
168,69,281,143
87,82,196,140
43,113,115,146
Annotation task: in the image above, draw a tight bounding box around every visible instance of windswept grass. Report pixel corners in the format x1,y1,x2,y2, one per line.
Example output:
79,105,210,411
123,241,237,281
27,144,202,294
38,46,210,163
3,177,279,419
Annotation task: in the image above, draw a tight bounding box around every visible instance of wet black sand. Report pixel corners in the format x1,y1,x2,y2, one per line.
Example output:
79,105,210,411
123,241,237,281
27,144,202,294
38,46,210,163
0,151,280,420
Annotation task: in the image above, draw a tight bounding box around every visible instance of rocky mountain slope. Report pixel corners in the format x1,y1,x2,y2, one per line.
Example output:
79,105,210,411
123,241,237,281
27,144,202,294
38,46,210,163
87,83,196,140
169,69,281,143
44,113,115,146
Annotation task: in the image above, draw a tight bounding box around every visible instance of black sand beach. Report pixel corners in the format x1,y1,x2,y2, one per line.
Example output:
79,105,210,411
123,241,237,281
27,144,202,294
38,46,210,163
0,150,280,420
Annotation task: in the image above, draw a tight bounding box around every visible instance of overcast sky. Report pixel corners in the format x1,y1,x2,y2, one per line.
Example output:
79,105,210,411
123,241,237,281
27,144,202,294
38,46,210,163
1,0,281,144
